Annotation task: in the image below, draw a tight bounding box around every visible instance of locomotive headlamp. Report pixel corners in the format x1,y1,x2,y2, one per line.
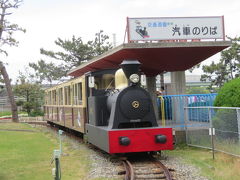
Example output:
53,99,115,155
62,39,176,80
129,74,139,83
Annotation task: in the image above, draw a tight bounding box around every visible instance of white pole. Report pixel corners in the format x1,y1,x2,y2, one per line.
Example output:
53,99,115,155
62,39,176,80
113,33,116,47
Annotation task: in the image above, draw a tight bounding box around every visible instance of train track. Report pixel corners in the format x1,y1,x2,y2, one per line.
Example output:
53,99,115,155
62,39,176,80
121,154,174,180
30,122,174,179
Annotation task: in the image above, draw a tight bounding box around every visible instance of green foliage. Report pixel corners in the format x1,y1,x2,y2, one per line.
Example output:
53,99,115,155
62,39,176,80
0,0,26,55
0,0,26,122
186,86,210,94
188,63,201,73
29,109,44,117
14,83,44,116
214,78,240,107
29,60,66,84
213,78,240,139
40,35,93,70
92,30,113,56
16,100,24,106
212,109,238,136
31,30,112,84
201,36,240,88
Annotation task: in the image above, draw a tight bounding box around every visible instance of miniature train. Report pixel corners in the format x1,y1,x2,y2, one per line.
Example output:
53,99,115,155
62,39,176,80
44,60,173,153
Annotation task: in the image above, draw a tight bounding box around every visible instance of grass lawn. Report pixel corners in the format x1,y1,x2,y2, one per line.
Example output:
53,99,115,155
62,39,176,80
0,111,27,117
166,145,240,180
2,122,239,180
0,123,90,180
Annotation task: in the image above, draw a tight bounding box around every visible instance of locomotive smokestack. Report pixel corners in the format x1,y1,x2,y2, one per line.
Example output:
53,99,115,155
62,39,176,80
120,60,141,79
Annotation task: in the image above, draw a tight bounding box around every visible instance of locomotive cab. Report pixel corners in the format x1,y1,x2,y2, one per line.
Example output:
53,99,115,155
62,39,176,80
86,69,117,126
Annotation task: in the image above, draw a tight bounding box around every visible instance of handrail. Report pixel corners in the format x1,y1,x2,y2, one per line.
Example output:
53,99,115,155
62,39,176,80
163,93,217,97
184,106,240,110
158,96,165,126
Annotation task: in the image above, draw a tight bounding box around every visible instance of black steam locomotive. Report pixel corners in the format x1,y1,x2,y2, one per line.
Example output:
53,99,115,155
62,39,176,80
86,60,173,153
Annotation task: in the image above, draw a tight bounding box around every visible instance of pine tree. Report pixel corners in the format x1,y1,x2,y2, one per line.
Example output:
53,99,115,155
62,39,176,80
0,0,26,122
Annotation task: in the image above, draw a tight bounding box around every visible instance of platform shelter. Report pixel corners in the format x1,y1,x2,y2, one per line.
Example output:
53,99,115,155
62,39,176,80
68,16,231,120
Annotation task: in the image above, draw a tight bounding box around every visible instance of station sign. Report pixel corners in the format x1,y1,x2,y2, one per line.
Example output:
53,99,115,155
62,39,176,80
127,16,225,41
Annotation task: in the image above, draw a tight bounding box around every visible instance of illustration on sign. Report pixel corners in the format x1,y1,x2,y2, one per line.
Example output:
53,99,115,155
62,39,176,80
135,20,149,38
128,16,224,41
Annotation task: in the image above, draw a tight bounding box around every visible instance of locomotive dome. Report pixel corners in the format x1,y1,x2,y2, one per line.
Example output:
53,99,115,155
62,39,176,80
115,69,128,89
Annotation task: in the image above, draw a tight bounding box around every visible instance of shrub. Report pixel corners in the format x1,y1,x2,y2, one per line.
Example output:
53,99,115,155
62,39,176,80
212,109,238,140
214,78,240,107
212,109,238,136
16,100,24,106
213,78,240,139
29,109,44,117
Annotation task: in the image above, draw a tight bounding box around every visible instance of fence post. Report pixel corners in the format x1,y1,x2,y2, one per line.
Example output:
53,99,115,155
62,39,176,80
209,107,215,160
237,109,240,141
53,150,61,180
184,107,189,144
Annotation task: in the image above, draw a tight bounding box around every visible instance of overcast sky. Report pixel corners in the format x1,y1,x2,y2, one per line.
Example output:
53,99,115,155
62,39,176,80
2,0,240,82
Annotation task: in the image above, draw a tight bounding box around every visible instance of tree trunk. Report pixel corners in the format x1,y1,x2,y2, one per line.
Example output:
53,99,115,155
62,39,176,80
0,62,19,122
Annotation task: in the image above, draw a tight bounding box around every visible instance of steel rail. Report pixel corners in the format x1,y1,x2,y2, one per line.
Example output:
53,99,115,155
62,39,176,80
122,160,135,180
153,158,173,180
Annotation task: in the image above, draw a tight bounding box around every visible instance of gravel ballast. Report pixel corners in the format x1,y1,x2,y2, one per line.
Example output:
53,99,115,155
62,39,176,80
87,149,209,180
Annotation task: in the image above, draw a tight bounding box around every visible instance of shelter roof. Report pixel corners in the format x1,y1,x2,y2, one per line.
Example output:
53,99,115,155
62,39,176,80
68,41,231,77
